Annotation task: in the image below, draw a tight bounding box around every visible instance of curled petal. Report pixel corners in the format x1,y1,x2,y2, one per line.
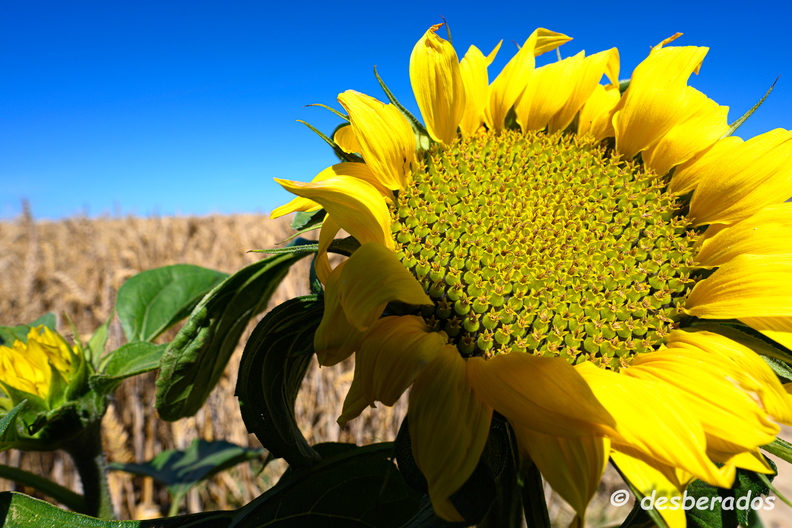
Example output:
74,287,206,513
275,173,393,250
613,45,709,158
338,242,431,332
314,215,340,285
514,426,609,527
578,84,620,140
458,42,501,138
334,125,361,154
410,344,493,522
410,24,466,146
270,196,321,219
313,262,364,366
466,352,616,437
687,128,792,226
486,28,571,131
338,90,416,190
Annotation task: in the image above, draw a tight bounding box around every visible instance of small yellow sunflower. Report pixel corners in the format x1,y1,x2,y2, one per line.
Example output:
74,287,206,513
274,24,792,527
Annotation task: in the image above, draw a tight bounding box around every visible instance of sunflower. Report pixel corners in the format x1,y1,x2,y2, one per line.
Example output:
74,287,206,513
273,24,792,527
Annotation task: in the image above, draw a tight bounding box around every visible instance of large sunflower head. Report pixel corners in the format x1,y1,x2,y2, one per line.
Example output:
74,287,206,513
274,24,792,527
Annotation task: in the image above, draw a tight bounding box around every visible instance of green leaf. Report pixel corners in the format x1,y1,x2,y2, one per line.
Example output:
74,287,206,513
290,209,326,231
0,401,27,450
117,264,229,342
155,249,311,421
0,314,56,347
763,437,792,465
0,491,234,528
85,310,113,369
110,439,263,513
685,464,776,528
235,296,323,470
250,243,319,256
723,78,778,138
230,443,421,528
89,342,167,394
297,120,363,163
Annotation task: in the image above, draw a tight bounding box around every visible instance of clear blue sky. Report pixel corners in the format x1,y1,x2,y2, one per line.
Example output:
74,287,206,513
2,1,791,220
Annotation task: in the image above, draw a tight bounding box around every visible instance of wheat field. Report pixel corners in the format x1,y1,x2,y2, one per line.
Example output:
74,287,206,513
1,207,789,527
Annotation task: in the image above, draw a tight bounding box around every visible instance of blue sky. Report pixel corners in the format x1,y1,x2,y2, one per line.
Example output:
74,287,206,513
2,1,791,220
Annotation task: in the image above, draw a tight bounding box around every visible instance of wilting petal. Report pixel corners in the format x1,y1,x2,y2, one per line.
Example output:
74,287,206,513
314,262,365,366
740,316,792,351
515,52,584,132
665,329,792,426
695,203,792,267
687,128,792,226
338,242,431,332
642,87,729,176
466,353,616,437
275,173,393,249
610,450,688,528
410,24,466,146
486,28,571,131
355,315,446,406
626,348,779,452
576,362,731,487
458,42,501,138
578,84,620,140
410,344,493,522
338,90,416,190
334,125,361,154
685,254,792,318
613,45,709,158
314,215,340,285
548,48,620,134
514,426,609,527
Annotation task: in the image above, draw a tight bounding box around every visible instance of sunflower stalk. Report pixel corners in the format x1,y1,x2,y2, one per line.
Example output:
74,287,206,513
61,420,114,519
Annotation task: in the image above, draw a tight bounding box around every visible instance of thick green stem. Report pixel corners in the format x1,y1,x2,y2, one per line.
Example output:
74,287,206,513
63,421,114,519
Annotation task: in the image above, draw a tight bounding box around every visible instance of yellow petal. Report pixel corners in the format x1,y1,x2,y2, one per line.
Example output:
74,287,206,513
578,84,620,140
665,329,792,426
338,242,431,332
314,215,340,285
355,315,446,406
338,360,370,427
668,136,741,196
513,426,609,525
410,24,466,146
695,203,792,268
409,344,493,522
685,254,792,318
334,125,360,154
548,48,620,134
515,52,584,132
466,352,617,437
275,173,393,250
576,362,732,488
626,348,779,452
458,43,500,138
485,28,571,131
337,90,416,191
709,448,776,475
642,87,729,176
313,261,364,366
610,450,688,528
270,197,321,219
613,45,709,158
687,128,792,226
740,316,792,351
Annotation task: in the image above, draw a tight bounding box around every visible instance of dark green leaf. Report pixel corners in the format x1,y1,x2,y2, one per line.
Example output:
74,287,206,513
89,342,167,394
0,491,234,528
0,401,26,450
155,249,311,421
235,296,323,469
230,443,421,528
0,314,56,347
685,463,776,528
290,209,326,231
117,264,229,342
110,439,262,506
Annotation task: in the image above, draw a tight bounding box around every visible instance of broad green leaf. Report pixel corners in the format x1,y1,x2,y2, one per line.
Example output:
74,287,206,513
110,439,263,512
0,491,234,528
117,264,229,342
230,443,421,528
155,248,311,421
685,463,776,528
290,209,326,231
236,296,323,469
89,342,167,394
0,313,56,347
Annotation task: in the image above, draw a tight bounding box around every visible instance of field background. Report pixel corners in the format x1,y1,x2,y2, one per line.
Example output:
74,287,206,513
0,209,789,527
